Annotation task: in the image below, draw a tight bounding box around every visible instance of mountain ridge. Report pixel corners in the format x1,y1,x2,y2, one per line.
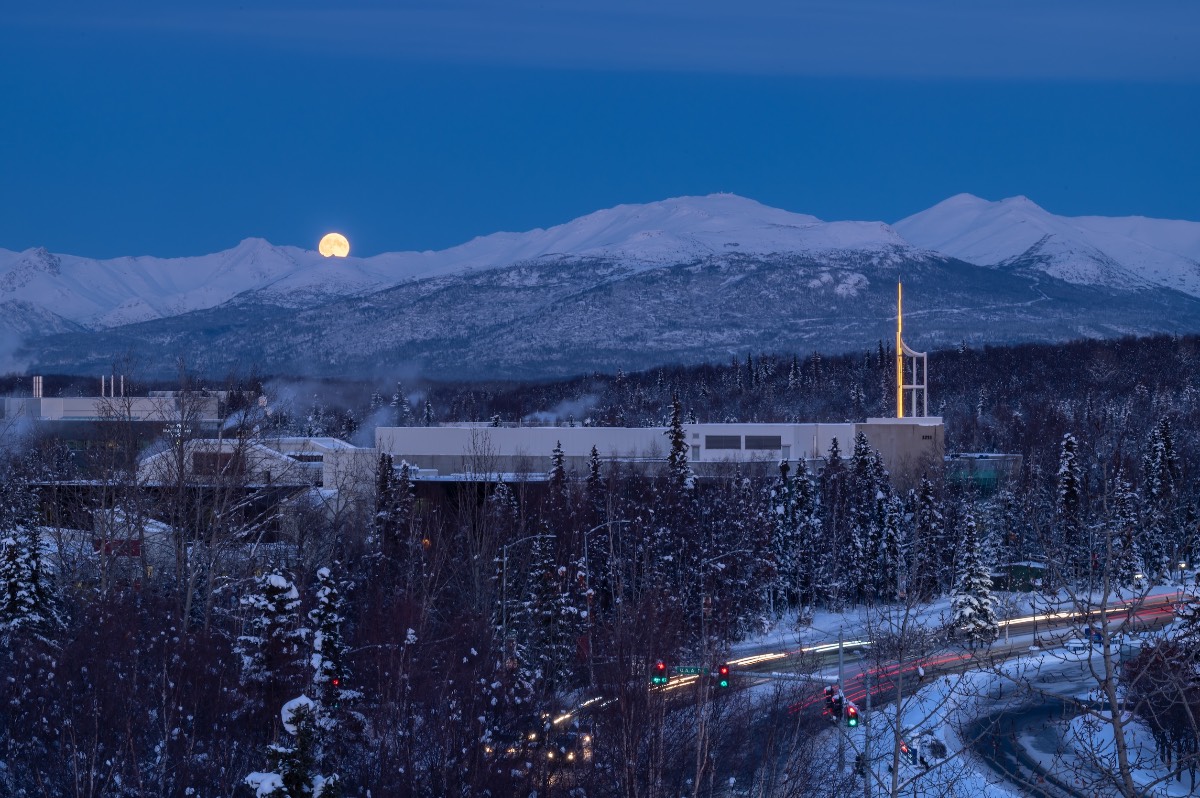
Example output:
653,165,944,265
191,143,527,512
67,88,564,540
7,193,1200,379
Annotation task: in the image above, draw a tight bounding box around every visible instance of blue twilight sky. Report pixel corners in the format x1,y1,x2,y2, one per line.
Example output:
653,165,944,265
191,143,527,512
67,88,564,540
1,1,1198,258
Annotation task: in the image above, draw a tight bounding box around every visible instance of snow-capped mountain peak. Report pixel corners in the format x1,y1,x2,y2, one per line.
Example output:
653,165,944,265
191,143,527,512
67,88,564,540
895,194,1200,293
364,193,908,282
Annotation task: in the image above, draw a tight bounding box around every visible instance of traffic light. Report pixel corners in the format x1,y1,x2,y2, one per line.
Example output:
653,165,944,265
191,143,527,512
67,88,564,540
651,660,670,685
825,685,844,721
716,664,730,688
845,705,859,727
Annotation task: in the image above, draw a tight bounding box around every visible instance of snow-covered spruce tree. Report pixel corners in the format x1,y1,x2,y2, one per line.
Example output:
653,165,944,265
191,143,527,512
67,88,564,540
950,510,998,648
391,383,414,427
237,571,308,720
768,460,802,612
375,454,414,562
1056,432,1087,581
877,493,908,602
664,395,694,493
786,353,800,392
309,568,351,711
514,531,583,695
648,395,695,595
908,474,946,600
548,440,566,487
789,458,822,606
846,432,886,604
304,398,331,438
544,440,572,531
395,458,416,525
815,437,850,608
1141,417,1182,582
245,696,341,798
421,399,434,427
585,443,609,523
726,470,773,637
0,473,60,645
1109,469,1143,592
374,452,396,543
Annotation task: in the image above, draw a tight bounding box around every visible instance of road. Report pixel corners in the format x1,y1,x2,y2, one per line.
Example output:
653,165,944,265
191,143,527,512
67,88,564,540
723,592,1178,713
549,593,1177,795
967,697,1085,798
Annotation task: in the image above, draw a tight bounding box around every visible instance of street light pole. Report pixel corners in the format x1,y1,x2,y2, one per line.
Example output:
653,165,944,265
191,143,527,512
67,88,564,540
581,519,629,686
501,532,556,645
691,548,751,796
698,549,752,656
839,628,846,772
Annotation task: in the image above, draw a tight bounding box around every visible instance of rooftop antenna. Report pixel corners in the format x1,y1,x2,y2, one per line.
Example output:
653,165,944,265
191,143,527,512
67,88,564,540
896,282,928,418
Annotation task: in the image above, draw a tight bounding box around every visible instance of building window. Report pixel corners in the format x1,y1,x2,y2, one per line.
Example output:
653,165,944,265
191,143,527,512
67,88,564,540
705,435,741,450
745,435,783,450
690,445,700,460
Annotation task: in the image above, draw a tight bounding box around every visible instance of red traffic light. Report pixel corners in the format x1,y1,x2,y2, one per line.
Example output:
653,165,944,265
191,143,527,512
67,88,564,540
331,677,340,688
846,706,859,727
651,660,670,685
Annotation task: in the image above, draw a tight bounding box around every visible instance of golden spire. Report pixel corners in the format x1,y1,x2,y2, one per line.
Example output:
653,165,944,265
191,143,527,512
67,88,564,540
896,282,903,418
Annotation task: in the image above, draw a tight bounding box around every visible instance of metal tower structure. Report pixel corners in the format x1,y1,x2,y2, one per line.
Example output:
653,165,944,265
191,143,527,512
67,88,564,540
895,282,928,418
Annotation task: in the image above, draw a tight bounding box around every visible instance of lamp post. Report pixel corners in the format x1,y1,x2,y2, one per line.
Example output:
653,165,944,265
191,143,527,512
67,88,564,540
581,519,630,686
697,549,751,658
501,532,556,645
692,548,751,794
807,622,848,772
856,648,873,798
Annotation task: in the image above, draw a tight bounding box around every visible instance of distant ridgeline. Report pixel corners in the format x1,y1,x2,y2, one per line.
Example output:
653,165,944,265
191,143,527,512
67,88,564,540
5,193,1200,379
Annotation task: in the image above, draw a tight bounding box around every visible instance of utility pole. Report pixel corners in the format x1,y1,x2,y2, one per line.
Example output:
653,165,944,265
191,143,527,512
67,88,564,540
500,533,555,644
863,670,872,798
838,629,846,773
691,549,749,797
581,519,629,687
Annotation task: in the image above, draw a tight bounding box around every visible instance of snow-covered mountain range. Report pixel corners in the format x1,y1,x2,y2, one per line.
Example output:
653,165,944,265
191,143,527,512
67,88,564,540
7,193,1200,379
895,193,1200,294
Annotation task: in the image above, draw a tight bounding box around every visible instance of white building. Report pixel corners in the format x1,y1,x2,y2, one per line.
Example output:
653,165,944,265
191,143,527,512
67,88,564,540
375,417,944,486
1,393,221,424
136,435,375,490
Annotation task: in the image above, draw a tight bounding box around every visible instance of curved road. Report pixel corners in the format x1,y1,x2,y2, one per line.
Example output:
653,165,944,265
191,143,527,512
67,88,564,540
967,698,1085,798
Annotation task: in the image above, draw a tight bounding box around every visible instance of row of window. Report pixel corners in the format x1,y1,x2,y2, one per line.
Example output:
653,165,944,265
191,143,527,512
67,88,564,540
703,435,782,451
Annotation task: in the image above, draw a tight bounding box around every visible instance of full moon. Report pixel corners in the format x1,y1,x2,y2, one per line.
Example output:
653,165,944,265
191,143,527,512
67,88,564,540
318,232,350,258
